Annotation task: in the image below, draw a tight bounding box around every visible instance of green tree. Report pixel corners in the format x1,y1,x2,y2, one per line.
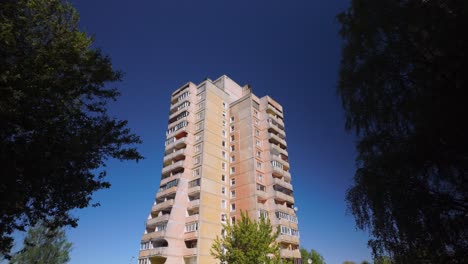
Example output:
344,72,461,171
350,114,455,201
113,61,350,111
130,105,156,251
0,0,142,257
300,247,326,264
343,261,356,264
337,1,468,263
10,222,72,264
361,261,371,264
210,211,280,264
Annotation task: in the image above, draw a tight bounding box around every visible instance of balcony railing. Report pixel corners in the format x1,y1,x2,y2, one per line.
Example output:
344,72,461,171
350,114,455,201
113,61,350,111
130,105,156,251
151,199,174,212
185,214,200,223
139,247,168,258
156,186,178,199
273,178,293,191
184,248,197,256
188,199,200,209
270,143,288,156
163,149,186,164
280,249,301,259
146,214,170,227
278,234,300,245
165,137,187,151
141,230,167,241
274,190,295,204
269,133,287,147
161,160,184,175
160,173,182,186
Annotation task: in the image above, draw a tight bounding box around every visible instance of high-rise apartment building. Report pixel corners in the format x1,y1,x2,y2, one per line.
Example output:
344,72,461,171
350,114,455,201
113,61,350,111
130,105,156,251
138,75,300,264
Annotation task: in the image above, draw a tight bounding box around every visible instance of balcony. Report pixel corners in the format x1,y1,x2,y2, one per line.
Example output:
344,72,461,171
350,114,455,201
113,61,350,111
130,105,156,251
280,249,301,259
269,133,287,148
270,143,288,156
188,199,200,209
156,186,178,199
275,204,296,216
186,214,200,223
188,186,201,195
267,122,285,138
273,178,293,191
152,199,174,212
141,230,166,241
169,103,193,120
139,247,168,258
256,190,268,200
271,154,289,170
146,214,170,228
160,173,182,186
274,190,295,204
184,248,197,256
165,136,187,152
168,115,189,128
278,234,299,245
161,160,184,176
184,231,198,240
266,104,283,119
166,121,189,138
163,149,186,164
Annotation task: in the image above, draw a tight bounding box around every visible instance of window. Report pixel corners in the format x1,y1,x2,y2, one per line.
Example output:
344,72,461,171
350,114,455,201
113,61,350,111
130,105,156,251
194,156,201,165
258,174,263,182
230,167,236,174
189,178,200,188
257,184,266,192
195,133,202,141
221,187,226,195
222,140,226,147
256,161,262,169
231,217,236,224
230,125,235,132
230,190,236,198
222,130,226,138
254,110,258,117
193,168,201,177
256,151,261,158
222,162,226,171
222,120,226,127
221,214,227,222
196,121,203,131
197,102,203,110
185,222,198,232
221,151,226,159
221,200,226,209
196,111,203,121
230,145,235,151
222,102,227,109
222,111,226,118
197,92,204,101
230,178,236,186
255,129,260,136
230,156,235,162
221,174,226,182
230,135,235,142
230,116,235,123
255,119,259,126
256,140,261,147
230,203,236,212
195,144,201,153
140,242,150,250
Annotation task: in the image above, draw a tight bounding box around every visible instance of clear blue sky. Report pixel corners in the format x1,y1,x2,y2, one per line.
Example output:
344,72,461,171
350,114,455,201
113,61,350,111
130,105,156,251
57,1,372,263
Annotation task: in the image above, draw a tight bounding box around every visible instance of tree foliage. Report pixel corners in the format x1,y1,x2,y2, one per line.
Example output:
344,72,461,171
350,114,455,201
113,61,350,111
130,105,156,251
210,211,280,264
300,247,326,264
0,0,142,257
10,222,72,264
337,0,467,263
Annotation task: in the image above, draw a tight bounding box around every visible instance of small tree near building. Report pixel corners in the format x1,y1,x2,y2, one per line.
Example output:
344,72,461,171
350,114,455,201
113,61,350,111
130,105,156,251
210,211,280,264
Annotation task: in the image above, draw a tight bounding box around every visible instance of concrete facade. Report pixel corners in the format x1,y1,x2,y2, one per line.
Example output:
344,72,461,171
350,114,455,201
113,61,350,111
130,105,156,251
139,76,301,264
